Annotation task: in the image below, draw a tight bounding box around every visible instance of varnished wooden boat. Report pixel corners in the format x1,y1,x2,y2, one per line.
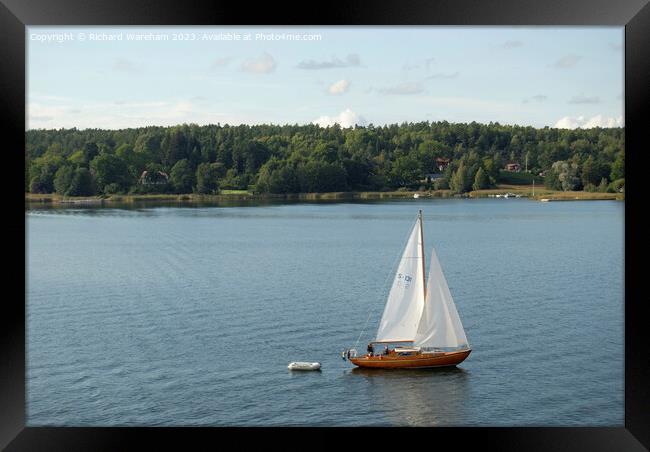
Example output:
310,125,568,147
349,349,471,369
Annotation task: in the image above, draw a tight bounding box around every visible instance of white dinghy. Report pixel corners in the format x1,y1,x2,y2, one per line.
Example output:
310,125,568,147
288,362,321,371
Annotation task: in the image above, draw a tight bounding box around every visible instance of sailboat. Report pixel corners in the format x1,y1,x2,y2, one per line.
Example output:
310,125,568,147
344,210,471,369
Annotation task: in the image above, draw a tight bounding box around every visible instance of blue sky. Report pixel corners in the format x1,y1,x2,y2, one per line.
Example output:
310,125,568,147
27,26,623,130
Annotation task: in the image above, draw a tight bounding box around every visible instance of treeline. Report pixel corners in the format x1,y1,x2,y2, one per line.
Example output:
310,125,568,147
25,121,625,196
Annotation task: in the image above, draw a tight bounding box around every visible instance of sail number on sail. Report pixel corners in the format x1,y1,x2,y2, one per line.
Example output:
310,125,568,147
396,273,413,290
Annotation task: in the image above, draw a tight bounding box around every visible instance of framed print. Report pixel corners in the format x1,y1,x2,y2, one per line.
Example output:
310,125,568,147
2,0,648,449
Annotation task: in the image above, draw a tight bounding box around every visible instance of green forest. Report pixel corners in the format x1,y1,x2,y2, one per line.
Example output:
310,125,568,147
25,121,625,196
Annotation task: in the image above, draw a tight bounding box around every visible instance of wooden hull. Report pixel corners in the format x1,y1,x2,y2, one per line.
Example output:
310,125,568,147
349,349,471,369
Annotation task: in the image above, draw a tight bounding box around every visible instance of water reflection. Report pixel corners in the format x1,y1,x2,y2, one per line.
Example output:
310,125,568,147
350,366,470,426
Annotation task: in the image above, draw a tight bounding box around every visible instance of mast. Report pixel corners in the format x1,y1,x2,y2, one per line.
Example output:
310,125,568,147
418,210,426,300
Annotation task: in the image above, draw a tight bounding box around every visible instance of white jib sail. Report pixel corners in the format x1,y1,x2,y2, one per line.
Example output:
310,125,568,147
413,246,469,349
375,218,426,343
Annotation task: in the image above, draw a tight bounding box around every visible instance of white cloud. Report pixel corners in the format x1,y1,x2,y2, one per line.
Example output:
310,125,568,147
583,115,623,128
313,108,366,128
554,115,623,129
554,116,584,128
328,79,350,95
241,53,276,74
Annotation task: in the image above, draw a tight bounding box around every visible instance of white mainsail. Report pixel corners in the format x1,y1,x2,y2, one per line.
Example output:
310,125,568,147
375,217,426,343
413,246,469,349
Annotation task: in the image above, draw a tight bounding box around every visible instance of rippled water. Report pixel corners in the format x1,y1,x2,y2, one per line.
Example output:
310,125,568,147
26,199,624,426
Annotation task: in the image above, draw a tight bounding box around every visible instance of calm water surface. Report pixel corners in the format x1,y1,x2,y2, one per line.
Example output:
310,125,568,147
26,199,624,426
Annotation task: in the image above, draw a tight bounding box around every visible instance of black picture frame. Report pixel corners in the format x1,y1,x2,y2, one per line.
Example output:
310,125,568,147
3,0,648,449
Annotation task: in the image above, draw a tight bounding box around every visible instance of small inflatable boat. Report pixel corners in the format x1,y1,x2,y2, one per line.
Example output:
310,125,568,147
288,362,321,371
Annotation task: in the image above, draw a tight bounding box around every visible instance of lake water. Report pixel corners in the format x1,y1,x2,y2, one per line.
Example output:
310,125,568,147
26,199,624,426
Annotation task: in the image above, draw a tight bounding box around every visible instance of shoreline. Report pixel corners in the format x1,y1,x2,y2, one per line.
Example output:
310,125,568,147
25,185,624,206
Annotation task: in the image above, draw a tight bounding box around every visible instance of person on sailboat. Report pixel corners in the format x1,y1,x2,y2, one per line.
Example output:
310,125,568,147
367,343,374,356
